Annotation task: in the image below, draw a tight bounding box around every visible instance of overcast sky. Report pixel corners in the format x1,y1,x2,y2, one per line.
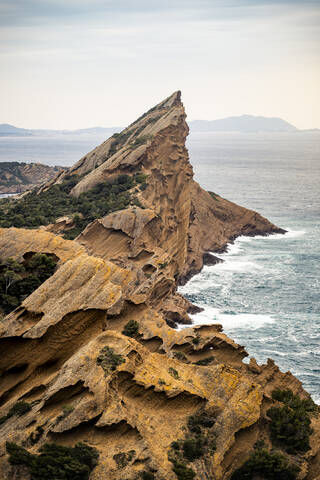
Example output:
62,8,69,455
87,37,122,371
1,0,319,129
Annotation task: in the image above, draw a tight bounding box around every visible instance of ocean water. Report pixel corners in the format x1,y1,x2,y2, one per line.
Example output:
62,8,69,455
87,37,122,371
0,134,108,167
181,131,320,403
0,130,319,401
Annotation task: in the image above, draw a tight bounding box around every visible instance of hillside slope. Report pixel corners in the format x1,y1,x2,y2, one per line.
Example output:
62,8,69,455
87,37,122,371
0,162,65,194
0,92,319,480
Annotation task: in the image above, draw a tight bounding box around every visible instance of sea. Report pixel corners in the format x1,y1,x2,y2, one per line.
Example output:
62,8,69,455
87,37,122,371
0,130,319,402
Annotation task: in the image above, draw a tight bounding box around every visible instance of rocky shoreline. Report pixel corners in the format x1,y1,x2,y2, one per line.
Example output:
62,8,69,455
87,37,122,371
0,92,319,480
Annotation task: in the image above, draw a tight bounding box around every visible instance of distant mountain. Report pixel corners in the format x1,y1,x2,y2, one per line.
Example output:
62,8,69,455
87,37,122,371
0,124,33,136
0,124,121,137
189,115,297,133
1,115,305,137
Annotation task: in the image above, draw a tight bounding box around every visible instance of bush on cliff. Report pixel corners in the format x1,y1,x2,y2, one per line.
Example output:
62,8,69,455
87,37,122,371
267,388,317,454
172,460,195,480
122,320,139,338
230,447,300,480
0,254,57,314
168,409,216,479
0,401,32,426
96,346,125,375
193,356,214,366
6,441,99,480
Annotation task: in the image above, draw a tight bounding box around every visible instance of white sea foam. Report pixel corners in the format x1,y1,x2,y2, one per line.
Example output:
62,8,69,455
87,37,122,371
212,260,262,272
259,349,287,357
237,229,305,242
219,229,306,253
224,242,242,255
284,229,306,238
312,395,320,404
178,306,275,331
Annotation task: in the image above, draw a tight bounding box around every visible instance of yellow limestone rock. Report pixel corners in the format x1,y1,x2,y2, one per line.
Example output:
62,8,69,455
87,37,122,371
0,92,317,480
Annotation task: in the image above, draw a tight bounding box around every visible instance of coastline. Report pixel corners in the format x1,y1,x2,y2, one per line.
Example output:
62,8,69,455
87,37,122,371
179,228,320,404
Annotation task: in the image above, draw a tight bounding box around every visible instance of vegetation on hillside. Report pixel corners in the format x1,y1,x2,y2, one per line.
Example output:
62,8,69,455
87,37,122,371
122,320,140,338
6,441,98,480
231,445,300,480
267,388,318,454
0,253,57,314
0,162,30,187
0,401,32,426
168,410,216,480
96,346,126,376
0,172,147,239
0,162,64,192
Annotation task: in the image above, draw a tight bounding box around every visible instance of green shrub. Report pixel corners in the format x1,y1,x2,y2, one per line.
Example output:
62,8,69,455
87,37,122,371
0,172,147,240
158,262,168,269
158,378,166,385
171,441,181,450
208,191,220,201
140,472,155,480
131,135,152,147
0,400,32,425
169,409,216,479
172,460,195,480
272,388,317,413
267,404,312,453
267,388,316,454
182,438,205,461
193,356,214,366
0,416,8,425
191,336,200,345
168,367,179,379
231,447,300,480
29,426,44,445
113,450,135,469
187,411,216,433
8,401,32,417
6,441,99,480
6,442,33,467
173,351,189,362
96,346,125,375
122,320,139,338
134,173,148,184
0,254,57,314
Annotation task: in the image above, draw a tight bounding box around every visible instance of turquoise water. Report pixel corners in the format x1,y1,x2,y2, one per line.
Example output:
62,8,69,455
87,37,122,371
0,130,319,401
181,131,320,402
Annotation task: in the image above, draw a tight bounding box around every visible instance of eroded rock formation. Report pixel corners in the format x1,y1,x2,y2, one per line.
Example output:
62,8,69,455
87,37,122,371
0,92,318,480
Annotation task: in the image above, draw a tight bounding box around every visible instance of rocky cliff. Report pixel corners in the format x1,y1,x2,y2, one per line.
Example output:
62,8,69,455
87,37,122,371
0,162,65,194
0,92,319,480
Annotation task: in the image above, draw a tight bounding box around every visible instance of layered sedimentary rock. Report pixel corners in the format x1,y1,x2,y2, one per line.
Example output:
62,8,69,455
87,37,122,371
0,92,318,480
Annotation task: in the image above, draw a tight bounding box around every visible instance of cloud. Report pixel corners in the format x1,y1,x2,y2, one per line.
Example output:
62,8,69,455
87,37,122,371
1,0,319,26
0,0,319,129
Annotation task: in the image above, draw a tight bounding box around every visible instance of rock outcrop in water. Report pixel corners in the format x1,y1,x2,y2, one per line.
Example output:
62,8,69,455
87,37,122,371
0,92,319,480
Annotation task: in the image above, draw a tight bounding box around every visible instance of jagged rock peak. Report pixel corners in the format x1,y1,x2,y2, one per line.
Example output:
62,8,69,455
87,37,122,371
49,90,186,187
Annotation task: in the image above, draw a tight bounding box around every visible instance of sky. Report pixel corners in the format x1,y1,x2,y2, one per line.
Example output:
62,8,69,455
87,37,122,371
0,0,319,129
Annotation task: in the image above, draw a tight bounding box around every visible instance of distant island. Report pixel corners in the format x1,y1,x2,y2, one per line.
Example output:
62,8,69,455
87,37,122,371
0,124,121,137
0,162,65,194
1,116,319,137
188,114,298,132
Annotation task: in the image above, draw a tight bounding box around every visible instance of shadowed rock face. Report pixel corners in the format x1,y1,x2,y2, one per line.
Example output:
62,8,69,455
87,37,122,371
0,92,318,480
